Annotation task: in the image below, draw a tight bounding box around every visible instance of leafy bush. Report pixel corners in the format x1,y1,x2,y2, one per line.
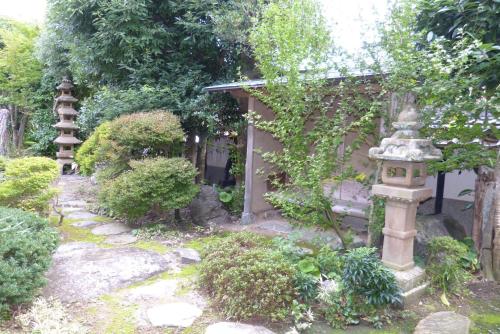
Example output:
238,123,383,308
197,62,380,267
318,281,358,329
217,184,244,215
317,246,344,278
76,110,184,178
342,247,400,306
99,157,198,220
0,157,59,214
75,122,111,176
199,232,296,321
427,236,470,293
0,207,58,317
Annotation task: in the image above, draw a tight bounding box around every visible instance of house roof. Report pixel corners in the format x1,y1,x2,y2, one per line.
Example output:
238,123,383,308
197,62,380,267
203,70,376,93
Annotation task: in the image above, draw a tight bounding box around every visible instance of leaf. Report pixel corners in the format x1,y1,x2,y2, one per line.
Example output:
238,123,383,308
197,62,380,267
457,189,473,197
218,191,233,203
297,258,320,277
440,292,450,306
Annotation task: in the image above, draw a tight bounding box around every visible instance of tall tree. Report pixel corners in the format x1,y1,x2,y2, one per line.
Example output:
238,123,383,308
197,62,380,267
0,19,43,152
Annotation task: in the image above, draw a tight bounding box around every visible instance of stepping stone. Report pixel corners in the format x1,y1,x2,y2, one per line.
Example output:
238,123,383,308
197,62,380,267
122,279,178,302
91,222,132,236
60,200,87,207
44,243,170,302
105,234,137,245
146,302,202,327
66,211,98,220
174,248,201,264
72,220,101,228
205,322,275,334
414,311,471,334
61,207,82,213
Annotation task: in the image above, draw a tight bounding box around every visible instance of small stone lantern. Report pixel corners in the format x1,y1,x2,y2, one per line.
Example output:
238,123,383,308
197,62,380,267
369,94,442,305
53,77,82,173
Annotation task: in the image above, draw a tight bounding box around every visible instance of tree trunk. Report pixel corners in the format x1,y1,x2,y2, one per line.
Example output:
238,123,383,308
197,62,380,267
0,109,10,156
492,151,500,281
473,166,496,279
16,112,28,150
185,134,198,166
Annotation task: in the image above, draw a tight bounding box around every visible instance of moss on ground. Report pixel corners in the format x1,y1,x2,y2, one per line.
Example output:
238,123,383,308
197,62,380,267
133,240,170,254
50,216,107,244
470,312,500,333
99,294,137,334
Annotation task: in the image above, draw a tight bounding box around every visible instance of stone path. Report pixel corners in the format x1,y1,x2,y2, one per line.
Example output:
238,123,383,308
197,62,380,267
43,175,210,333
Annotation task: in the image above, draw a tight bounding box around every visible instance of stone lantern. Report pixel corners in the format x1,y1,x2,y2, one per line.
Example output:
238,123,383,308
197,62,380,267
369,94,442,305
53,77,82,173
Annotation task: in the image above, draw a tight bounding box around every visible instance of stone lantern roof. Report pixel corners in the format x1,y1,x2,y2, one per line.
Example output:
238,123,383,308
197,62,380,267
56,77,74,90
369,95,442,162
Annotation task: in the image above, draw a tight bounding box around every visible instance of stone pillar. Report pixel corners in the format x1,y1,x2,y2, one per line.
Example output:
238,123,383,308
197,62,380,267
369,94,442,306
242,96,255,225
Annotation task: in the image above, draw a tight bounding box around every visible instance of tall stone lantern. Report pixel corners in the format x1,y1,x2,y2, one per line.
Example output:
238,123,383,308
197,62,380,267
53,77,82,173
369,94,442,305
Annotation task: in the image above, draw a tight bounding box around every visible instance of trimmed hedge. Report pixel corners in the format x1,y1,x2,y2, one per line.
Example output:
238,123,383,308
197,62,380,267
0,207,58,317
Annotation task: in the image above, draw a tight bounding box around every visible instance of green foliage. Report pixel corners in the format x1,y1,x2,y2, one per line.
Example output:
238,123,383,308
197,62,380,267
249,0,381,248
368,196,386,247
199,232,296,321
75,122,111,176
0,207,58,317
99,157,199,221
77,110,184,178
426,236,471,293
342,247,401,306
318,281,359,329
293,271,319,303
375,1,499,172
297,257,320,277
0,157,59,214
316,246,344,278
217,184,244,215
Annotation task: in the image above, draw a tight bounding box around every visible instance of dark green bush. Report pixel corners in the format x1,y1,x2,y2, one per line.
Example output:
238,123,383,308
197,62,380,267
100,157,199,221
317,246,344,277
76,110,184,178
0,157,59,214
427,236,470,293
199,232,296,321
0,207,58,317
342,247,400,306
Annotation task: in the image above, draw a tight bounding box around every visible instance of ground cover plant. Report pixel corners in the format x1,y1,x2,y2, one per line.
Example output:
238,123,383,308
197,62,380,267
0,157,59,214
198,232,400,330
0,207,58,319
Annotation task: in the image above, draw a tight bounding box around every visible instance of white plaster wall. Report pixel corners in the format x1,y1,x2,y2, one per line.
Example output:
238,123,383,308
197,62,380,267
425,169,475,202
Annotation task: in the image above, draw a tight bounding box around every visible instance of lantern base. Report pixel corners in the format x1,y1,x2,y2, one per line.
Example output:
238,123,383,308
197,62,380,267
390,266,429,307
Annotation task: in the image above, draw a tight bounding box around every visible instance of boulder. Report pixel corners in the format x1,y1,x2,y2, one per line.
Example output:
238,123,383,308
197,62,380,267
146,302,203,327
415,214,450,258
189,185,231,226
443,215,468,240
414,311,470,334
174,248,201,264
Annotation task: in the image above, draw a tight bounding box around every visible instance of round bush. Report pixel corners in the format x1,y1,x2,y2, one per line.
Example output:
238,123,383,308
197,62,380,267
199,232,297,321
75,121,111,176
0,157,59,214
0,207,59,316
99,157,199,220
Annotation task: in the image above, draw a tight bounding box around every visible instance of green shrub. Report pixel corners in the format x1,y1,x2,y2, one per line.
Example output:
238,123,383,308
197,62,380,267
75,122,111,176
199,232,296,321
0,207,59,317
427,236,470,293
76,110,184,178
108,110,184,158
317,246,344,278
342,247,400,306
0,157,59,214
217,184,245,215
99,157,198,220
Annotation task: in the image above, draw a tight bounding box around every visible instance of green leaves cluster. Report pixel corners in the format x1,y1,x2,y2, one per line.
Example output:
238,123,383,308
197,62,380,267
199,232,296,321
249,0,381,248
100,157,199,221
375,0,499,172
0,157,59,214
0,207,59,317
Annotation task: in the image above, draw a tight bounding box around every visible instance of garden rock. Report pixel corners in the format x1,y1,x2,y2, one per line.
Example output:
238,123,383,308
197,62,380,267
105,234,137,245
66,211,98,220
443,215,468,240
415,214,450,258
44,243,170,302
414,311,470,334
122,279,178,303
72,220,101,228
189,185,231,226
205,322,276,334
146,302,202,327
174,248,201,264
91,222,132,236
